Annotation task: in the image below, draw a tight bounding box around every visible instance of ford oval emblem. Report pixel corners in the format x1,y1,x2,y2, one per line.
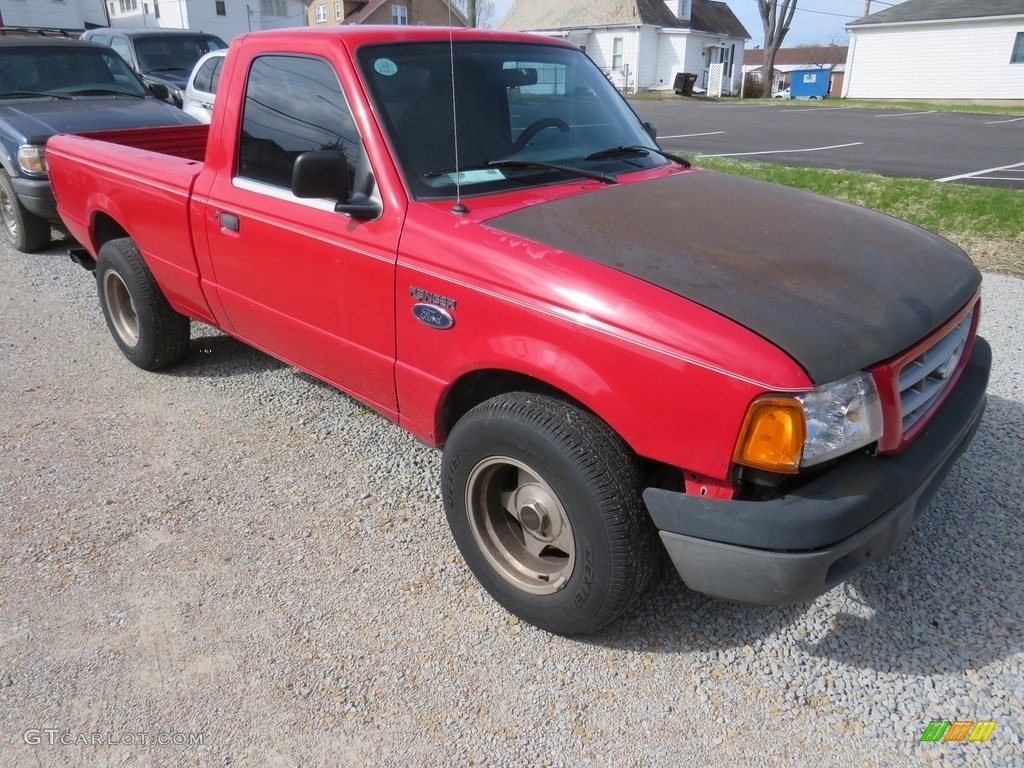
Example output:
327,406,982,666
412,302,454,330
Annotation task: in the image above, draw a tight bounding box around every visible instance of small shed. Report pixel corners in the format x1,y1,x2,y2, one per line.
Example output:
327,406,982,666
789,68,830,98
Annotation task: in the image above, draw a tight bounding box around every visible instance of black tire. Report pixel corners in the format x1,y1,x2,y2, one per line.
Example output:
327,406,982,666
0,169,51,253
95,238,190,370
442,392,657,635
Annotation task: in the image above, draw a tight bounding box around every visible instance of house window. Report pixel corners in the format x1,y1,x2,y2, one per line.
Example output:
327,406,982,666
261,0,286,15
1012,32,1024,64
215,0,226,16
315,4,326,22
612,37,623,71
154,0,159,17
118,0,138,11
392,5,408,25
335,2,341,20
109,2,115,15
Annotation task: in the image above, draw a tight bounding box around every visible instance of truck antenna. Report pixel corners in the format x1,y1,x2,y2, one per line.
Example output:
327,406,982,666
448,5,468,214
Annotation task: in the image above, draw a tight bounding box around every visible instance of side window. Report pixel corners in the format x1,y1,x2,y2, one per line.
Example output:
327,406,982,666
193,58,216,92
91,34,111,45
238,55,362,191
210,56,225,94
110,37,133,66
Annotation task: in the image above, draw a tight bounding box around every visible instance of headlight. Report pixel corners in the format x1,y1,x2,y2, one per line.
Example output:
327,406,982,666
734,372,883,473
17,145,47,175
798,372,883,466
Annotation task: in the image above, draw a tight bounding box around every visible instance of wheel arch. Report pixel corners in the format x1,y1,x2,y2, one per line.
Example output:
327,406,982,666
439,369,579,446
92,211,131,252
70,212,131,270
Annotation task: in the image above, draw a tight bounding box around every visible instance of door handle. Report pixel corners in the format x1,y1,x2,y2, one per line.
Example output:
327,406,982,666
217,211,239,232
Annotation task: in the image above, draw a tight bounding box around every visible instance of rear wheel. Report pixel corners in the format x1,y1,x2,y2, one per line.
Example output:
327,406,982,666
96,238,190,370
442,392,657,635
0,170,50,252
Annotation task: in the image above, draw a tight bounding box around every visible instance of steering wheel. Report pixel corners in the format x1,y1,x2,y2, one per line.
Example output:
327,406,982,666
511,118,570,153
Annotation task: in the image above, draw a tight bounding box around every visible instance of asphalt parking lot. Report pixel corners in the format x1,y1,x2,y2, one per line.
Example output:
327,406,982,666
631,100,1024,187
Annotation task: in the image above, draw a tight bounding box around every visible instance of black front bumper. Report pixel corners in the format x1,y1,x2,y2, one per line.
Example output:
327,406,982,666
643,337,991,605
12,175,58,222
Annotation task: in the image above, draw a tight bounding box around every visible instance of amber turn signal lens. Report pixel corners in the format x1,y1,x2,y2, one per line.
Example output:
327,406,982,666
733,397,806,474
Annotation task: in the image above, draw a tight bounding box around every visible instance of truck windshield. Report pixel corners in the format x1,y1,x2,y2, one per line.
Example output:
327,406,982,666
134,35,227,74
0,46,149,98
357,41,668,199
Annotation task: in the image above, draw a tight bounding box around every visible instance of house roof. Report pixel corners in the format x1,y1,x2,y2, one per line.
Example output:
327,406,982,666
743,44,847,68
848,0,1024,27
343,0,467,25
499,0,750,39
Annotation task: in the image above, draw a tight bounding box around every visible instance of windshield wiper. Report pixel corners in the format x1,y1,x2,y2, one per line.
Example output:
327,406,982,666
66,88,145,98
584,145,691,168
0,91,72,100
426,159,617,185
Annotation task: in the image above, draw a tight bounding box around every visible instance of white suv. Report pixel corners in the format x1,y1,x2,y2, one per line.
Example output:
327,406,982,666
183,49,226,124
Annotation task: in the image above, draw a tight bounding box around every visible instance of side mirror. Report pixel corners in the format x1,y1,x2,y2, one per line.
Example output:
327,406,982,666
293,149,349,199
292,150,380,220
643,121,657,140
148,83,170,101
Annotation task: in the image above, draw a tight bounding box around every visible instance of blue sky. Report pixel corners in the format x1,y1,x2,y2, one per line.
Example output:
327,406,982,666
491,0,910,46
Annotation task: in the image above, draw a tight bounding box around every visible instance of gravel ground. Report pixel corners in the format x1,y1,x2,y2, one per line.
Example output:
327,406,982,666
1,235,1022,768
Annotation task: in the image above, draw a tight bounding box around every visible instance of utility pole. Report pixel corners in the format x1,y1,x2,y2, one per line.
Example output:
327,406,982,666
863,0,871,15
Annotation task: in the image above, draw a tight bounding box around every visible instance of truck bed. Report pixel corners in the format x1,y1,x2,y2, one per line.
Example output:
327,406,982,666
47,124,214,322
69,124,209,162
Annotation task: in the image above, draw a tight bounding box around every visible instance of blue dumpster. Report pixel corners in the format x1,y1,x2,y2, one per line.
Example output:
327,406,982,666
790,68,830,100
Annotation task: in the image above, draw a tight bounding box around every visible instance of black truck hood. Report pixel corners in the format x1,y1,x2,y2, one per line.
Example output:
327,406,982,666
0,96,194,141
485,171,981,384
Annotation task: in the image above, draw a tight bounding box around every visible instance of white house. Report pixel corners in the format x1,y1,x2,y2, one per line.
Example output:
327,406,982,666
0,0,107,29
499,0,749,95
104,0,305,40
844,0,1024,100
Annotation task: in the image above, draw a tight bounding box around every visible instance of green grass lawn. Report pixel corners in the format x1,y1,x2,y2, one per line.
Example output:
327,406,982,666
693,158,1024,278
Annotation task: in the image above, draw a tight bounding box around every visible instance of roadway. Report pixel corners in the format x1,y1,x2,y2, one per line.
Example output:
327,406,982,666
630,100,1024,188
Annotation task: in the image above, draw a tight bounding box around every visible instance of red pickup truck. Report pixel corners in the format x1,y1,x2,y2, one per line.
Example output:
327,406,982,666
47,27,990,635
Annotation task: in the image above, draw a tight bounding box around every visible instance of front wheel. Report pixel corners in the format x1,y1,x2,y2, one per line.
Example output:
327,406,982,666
442,393,657,635
0,170,50,252
96,238,190,370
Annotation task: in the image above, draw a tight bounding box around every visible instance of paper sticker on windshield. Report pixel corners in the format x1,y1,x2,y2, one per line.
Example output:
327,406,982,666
374,58,398,76
447,169,505,184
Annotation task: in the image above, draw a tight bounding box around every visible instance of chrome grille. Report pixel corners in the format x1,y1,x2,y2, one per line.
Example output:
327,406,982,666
898,310,974,433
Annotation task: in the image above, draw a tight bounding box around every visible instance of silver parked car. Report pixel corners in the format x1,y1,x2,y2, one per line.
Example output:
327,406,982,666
183,49,226,124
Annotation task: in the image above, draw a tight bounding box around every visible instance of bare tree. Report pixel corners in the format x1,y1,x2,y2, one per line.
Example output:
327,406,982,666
758,0,799,95
454,0,497,28
476,0,496,28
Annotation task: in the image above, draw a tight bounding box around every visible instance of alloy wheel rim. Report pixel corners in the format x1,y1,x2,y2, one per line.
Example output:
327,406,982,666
465,456,576,595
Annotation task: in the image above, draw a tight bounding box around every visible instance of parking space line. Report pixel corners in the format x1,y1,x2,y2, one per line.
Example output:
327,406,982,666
700,142,863,158
659,131,725,139
874,111,938,118
935,161,1024,182
784,106,852,113
985,116,1024,125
